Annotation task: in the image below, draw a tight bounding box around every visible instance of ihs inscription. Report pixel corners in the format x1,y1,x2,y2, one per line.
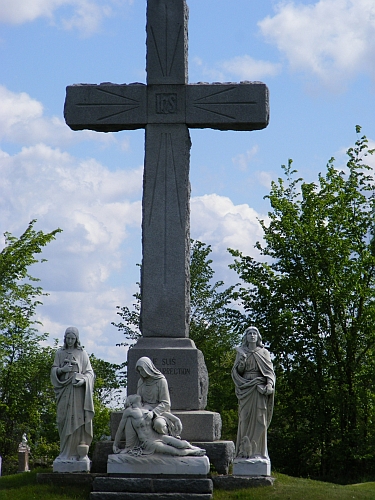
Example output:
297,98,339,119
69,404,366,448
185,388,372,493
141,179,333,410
156,93,178,114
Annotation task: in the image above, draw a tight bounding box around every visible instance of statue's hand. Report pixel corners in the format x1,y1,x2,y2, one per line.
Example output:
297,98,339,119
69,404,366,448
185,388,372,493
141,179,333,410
145,411,153,420
60,364,73,373
265,383,274,395
73,379,85,387
113,444,121,454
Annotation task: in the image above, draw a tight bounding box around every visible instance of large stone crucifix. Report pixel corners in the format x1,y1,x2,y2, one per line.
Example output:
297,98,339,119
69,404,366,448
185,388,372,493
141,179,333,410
64,0,269,409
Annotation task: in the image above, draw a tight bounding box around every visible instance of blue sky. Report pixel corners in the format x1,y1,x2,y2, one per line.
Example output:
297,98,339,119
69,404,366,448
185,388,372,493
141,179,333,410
1,0,375,363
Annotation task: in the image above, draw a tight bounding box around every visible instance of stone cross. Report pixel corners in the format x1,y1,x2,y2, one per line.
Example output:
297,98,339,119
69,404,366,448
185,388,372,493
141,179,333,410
64,0,269,341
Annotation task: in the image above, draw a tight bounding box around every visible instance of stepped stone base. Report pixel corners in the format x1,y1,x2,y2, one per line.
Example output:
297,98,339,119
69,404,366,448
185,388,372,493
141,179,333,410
37,473,105,486
90,476,213,500
212,475,275,489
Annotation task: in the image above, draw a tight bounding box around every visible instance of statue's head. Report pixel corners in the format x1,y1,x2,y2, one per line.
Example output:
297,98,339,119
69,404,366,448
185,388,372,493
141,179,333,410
63,326,82,349
242,326,263,348
135,357,164,380
125,394,142,409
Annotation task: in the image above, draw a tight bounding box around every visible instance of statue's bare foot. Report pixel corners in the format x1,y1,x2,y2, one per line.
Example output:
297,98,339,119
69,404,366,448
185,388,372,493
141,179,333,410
188,447,206,456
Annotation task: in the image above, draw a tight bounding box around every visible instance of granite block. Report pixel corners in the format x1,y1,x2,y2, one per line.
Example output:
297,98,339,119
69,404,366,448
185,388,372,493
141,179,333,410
92,477,212,493
127,338,208,410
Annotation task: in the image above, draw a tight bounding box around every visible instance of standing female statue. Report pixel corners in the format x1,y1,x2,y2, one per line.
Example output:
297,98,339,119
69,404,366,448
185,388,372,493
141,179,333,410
135,357,182,437
51,327,95,465
232,326,275,459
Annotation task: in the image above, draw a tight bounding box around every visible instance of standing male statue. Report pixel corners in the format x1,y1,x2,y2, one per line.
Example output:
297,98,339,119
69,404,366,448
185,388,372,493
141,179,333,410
51,326,95,473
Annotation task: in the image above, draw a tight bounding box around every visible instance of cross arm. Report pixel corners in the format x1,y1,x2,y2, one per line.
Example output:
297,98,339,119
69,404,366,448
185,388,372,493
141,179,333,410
64,83,147,132
186,82,269,131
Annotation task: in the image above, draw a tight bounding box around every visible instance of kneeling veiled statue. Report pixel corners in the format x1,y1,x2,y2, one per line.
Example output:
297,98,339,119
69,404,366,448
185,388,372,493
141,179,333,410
232,326,275,460
51,326,95,470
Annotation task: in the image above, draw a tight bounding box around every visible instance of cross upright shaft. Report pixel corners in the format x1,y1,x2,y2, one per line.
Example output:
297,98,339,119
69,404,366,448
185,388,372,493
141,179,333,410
64,0,269,340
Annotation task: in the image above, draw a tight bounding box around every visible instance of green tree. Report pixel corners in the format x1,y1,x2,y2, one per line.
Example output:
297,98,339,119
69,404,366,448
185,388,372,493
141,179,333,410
113,240,245,439
189,240,245,439
0,220,62,471
0,221,128,473
230,128,375,482
89,354,126,445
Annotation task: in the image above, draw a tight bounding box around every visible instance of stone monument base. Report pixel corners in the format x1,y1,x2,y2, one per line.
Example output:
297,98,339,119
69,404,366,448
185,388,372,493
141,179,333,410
107,454,210,476
91,477,213,500
53,456,91,473
233,457,271,476
92,440,234,475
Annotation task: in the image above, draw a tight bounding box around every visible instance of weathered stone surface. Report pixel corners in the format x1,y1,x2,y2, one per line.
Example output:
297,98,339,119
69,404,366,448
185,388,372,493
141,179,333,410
37,473,105,486
127,338,208,410
141,124,191,339
90,494,212,500
64,84,147,132
233,457,271,476
173,411,221,441
91,441,117,473
186,83,269,131
92,477,212,493
107,454,210,476
146,0,188,85
212,475,275,490
191,441,235,475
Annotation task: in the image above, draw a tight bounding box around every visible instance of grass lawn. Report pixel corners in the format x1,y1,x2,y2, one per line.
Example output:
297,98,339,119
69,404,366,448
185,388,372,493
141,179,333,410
1,470,375,500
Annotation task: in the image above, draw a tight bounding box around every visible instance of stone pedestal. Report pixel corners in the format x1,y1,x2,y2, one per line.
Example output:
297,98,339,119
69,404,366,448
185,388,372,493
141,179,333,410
91,477,213,500
18,450,30,473
53,457,91,473
127,338,208,410
233,457,271,476
92,440,234,476
107,454,210,476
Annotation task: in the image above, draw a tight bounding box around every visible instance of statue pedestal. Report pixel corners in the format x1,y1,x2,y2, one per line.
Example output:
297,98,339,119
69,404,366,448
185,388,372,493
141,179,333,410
107,453,210,476
233,457,271,476
53,457,91,473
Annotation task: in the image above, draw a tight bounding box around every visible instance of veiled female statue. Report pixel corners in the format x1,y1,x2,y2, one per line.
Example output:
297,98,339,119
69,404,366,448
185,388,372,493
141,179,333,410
51,326,95,462
232,326,275,459
135,357,182,437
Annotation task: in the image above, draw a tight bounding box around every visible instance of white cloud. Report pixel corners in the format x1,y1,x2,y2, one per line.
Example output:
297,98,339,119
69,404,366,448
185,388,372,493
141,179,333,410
255,171,273,189
259,0,375,90
193,55,280,83
191,194,266,284
0,85,115,147
232,146,259,171
221,55,281,81
0,0,132,36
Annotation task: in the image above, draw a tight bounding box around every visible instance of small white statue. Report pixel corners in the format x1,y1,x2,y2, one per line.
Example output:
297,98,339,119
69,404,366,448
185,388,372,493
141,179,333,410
113,394,205,457
18,433,30,452
232,326,275,460
51,327,95,466
135,357,182,437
